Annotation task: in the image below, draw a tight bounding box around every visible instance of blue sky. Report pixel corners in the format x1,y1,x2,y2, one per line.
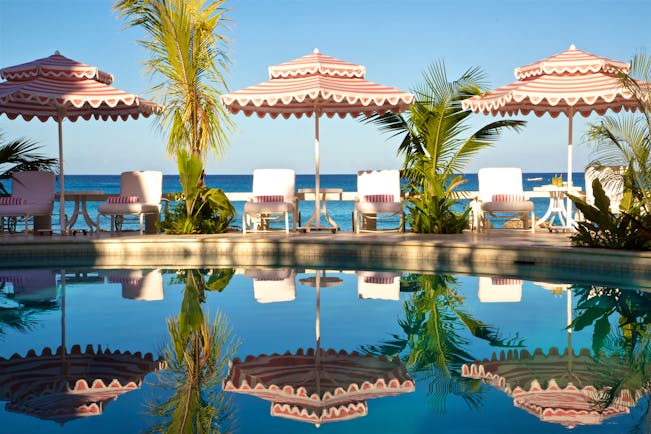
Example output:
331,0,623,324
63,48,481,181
1,0,650,175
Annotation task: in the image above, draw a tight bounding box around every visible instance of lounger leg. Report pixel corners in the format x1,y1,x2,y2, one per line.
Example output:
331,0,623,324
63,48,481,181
242,213,247,235
139,214,144,235
530,211,536,233
353,210,359,234
285,212,289,234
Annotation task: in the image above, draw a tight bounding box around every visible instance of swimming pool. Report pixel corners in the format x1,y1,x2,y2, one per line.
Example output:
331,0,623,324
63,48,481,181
0,267,648,433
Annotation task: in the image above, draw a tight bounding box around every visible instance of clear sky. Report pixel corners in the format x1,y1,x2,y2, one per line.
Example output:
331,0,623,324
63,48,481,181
1,0,650,175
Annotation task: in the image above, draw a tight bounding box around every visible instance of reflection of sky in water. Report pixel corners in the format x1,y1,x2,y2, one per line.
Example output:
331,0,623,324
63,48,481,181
0,268,646,433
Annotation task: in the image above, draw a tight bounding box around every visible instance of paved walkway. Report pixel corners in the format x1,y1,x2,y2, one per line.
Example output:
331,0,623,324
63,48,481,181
1,229,650,289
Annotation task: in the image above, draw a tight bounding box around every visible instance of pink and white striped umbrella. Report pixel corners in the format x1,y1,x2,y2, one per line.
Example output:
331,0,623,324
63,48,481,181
0,51,162,232
223,348,415,426
221,49,413,231
462,45,648,228
0,344,165,425
461,347,644,428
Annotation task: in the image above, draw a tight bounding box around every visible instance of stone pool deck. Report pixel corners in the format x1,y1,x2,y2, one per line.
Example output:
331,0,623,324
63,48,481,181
1,229,650,289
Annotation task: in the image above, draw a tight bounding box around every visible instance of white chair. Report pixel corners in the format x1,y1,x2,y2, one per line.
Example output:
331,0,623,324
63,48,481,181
353,170,404,233
245,268,296,303
473,168,535,233
0,171,55,233
356,271,401,300
478,276,523,302
584,165,625,213
97,171,163,235
106,269,164,301
242,169,296,234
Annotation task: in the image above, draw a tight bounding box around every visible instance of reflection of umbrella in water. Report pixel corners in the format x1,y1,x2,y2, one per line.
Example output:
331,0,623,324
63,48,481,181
224,270,415,425
0,344,165,424
461,347,642,428
0,270,165,424
461,288,643,428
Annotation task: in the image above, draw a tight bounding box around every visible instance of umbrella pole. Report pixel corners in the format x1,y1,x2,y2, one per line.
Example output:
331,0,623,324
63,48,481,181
57,117,66,234
61,269,67,357
314,113,321,229
315,271,321,349
566,109,574,229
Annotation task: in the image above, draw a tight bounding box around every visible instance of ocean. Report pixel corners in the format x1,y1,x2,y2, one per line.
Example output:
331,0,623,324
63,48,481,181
3,173,584,232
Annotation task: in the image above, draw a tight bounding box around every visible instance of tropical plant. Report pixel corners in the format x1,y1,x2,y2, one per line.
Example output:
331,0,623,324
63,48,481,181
114,0,234,161
363,273,523,412
569,178,651,249
364,62,526,233
160,150,235,234
0,132,57,194
148,268,239,433
569,284,651,414
571,50,651,248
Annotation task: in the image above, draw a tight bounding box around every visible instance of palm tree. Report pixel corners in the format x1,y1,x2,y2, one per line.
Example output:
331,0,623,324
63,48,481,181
0,133,57,194
585,51,651,216
114,0,234,162
364,61,525,233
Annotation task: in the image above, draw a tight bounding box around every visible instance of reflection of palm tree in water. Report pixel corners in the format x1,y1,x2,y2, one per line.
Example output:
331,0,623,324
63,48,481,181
148,269,240,434
463,286,650,429
363,273,523,412
570,284,651,424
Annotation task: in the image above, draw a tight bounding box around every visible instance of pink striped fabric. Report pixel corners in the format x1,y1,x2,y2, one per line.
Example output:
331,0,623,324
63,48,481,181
107,195,140,204
364,276,395,284
221,50,413,119
0,275,25,284
491,278,524,285
254,195,284,203
223,348,415,415
0,196,25,205
1,51,114,83
491,194,526,202
0,52,161,122
462,45,647,118
364,194,394,203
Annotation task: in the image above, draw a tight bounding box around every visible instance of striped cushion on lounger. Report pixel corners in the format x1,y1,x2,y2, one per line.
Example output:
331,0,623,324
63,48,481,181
254,195,284,203
0,196,25,205
364,194,394,203
491,278,524,285
0,275,25,284
364,276,395,284
491,194,526,202
107,195,140,204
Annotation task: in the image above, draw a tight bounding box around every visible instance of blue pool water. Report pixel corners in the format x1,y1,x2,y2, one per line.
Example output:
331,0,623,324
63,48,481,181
0,266,648,433
1,173,585,232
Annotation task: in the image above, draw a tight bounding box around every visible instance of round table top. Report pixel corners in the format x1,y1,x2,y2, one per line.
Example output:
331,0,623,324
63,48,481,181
298,188,343,193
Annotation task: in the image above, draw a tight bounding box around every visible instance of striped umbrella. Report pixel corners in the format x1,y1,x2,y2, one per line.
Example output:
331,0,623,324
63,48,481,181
462,45,647,228
461,347,643,428
0,51,162,233
0,344,165,424
221,49,413,231
223,348,415,426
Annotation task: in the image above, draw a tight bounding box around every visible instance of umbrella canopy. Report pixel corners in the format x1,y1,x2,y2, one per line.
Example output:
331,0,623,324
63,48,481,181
221,49,413,230
223,348,415,426
462,45,646,228
461,347,643,428
0,51,162,233
0,344,165,424
226,269,414,426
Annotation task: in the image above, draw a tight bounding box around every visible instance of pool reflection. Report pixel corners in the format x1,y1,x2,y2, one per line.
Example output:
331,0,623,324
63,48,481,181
0,267,648,433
